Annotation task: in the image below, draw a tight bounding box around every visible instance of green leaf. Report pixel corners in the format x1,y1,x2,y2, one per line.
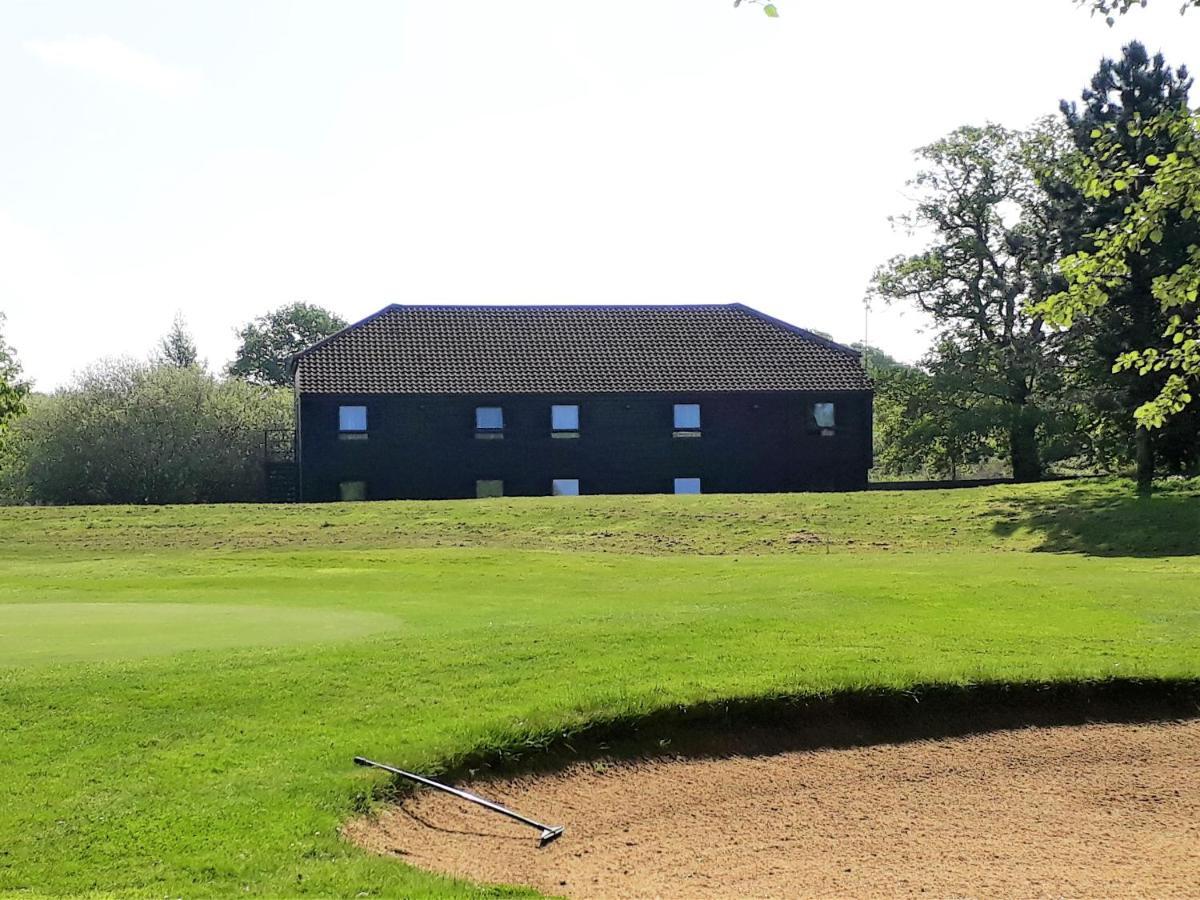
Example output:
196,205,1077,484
1146,154,1161,166
1150,228,1164,244
763,3,779,15
1114,178,1128,191
1090,129,1103,139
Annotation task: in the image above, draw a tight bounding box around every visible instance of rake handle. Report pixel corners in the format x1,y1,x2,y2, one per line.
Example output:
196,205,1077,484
354,756,563,845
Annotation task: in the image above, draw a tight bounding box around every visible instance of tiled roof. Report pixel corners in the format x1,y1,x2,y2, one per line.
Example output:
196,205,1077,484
292,304,870,395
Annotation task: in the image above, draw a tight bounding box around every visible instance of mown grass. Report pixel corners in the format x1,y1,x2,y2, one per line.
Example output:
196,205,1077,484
0,478,1197,897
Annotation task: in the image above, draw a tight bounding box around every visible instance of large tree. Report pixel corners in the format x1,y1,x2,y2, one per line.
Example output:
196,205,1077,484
1041,52,1200,489
1044,43,1198,487
228,302,347,387
871,123,1068,481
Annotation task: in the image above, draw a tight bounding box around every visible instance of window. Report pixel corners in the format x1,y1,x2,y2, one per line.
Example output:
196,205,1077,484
673,403,701,436
813,402,836,436
476,479,504,498
339,405,367,439
339,480,367,501
551,404,579,436
674,477,701,495
475,406,504,438
552,478,580,496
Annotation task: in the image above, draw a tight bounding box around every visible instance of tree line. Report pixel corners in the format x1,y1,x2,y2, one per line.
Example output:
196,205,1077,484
869,41,1200,491
0,304,346,504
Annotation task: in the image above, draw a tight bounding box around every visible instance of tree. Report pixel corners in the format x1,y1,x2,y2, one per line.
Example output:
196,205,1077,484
1,361,293,504
228,302,347,387
1044,43,1198,488
1043,110,1200,428
155,313,200,368
0,313,29,441
871,123,1069,482
865,344,997,480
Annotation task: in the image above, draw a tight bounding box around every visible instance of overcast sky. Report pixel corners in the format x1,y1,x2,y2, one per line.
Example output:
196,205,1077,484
3,1,1199,390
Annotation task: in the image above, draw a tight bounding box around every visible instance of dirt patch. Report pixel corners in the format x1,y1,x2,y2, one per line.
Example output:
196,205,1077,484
345,720,1200,898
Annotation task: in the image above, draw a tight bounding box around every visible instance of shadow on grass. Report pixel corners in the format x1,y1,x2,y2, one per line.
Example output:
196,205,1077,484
990,483,1200,557
357,679,1200,802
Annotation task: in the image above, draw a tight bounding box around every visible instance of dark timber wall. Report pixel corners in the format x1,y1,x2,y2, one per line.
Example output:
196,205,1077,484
297,391,873,501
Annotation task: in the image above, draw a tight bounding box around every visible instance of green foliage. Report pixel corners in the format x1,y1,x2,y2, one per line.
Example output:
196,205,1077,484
871,355,997,480
227,302,347,386
0,480,1197,895
1044,42,1199,482
733,0,780,16
871,122,1072,481
1081,0,1200,22
1041,109,1200,430
0,313,29,441
155,312,200,368
0,361,293,504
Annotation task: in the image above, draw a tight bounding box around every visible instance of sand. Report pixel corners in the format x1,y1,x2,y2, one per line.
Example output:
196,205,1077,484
345,720,1200,898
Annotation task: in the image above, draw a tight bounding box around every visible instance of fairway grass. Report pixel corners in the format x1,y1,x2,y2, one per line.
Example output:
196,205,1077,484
0,478,1197,896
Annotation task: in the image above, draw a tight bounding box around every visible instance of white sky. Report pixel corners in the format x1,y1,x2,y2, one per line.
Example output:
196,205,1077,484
3,0,1198,390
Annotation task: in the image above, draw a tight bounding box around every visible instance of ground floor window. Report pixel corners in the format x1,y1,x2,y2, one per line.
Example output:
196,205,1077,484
476,479,504,498
674,477,701,495
552,478,580,496
339,480,367,501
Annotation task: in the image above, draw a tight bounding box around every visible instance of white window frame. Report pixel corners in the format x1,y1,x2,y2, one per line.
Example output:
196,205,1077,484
551,478,580,496
674,477,701,495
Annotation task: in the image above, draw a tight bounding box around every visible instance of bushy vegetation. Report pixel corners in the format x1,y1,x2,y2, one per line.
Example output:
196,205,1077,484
0,303,347,506
0,361,292,504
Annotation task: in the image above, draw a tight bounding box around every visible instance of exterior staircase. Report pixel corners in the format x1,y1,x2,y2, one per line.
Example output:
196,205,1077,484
263,429,298,502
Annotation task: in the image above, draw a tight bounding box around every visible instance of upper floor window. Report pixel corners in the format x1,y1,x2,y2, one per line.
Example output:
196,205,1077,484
339,405,367,440
673,403,701,436
475,406,504,438
551,404,579,435
813,402,836,436
552,478,580,496
674,477,701,495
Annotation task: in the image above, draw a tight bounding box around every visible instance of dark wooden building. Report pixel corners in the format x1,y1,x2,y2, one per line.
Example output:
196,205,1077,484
290,304,873,501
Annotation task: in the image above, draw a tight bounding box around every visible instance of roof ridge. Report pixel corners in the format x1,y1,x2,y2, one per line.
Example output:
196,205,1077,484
378,302,743,312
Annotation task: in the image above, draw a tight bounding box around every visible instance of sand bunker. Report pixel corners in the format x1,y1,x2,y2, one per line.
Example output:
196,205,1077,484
346,720,1200,897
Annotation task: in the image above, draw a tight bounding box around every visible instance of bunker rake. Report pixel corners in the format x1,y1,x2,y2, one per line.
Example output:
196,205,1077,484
354,756,565,847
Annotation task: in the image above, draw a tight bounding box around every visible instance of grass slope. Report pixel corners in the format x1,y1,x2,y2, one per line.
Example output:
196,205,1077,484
0,478,1197,896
